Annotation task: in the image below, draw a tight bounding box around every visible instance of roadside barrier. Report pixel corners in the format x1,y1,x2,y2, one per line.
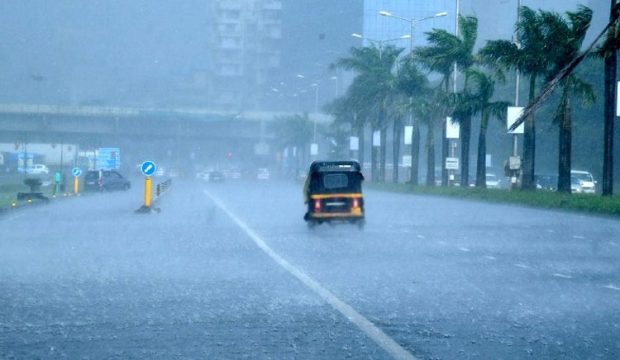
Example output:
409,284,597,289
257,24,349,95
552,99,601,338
136,178,172,214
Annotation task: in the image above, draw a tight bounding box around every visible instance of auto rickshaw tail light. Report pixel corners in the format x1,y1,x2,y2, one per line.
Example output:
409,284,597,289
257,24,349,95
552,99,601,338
314,199,321,212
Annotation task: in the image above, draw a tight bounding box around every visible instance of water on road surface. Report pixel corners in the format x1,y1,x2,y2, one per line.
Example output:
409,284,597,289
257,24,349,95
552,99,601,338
1,179,619,359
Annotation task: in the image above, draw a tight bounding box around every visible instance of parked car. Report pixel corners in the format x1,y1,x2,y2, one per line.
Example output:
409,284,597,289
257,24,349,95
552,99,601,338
571,170,596,194
208,170,225,182
25,164,49,176
536,174,558,191
485,173,502,189
84,170,131,191
257,168,270,180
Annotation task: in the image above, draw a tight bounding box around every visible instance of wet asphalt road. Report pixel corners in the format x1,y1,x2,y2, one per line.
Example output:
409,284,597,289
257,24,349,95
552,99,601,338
1,179,619,359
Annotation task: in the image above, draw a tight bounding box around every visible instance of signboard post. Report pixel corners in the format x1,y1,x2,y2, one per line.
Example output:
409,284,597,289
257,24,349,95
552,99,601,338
71,167,82,195
140,161,156,208
445,157,459,170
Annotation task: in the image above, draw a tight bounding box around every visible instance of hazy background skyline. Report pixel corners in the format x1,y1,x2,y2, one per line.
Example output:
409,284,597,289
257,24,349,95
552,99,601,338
0,1,609,109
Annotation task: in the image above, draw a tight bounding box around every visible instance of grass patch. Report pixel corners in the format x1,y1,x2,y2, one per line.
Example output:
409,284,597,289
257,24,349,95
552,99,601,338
367,182,620,217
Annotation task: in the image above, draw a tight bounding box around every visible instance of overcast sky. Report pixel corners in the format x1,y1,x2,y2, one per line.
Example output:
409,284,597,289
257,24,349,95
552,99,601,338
0,0,610,108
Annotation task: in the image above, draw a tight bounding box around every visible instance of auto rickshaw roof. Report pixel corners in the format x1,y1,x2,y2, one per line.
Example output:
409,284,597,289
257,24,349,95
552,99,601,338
309,161,361,173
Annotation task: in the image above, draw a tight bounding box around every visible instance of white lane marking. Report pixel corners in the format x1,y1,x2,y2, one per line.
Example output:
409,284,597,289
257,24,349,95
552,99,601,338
603,284,620,291
514,263,530,269
484,255,496,260
416,234,425,239
546,229,555,233
458,247,470,252
204,190,416,360
572,235,586,240
437,240,447,246
552,273,573,279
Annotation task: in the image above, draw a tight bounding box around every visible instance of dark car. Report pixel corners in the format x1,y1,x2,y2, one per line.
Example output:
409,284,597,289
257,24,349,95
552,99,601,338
536,174,558,191
208,170,225,182
84,170,131,191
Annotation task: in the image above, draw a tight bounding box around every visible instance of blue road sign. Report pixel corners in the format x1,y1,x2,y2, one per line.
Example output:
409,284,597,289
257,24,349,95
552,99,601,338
72,167,82,177
141,161,156,176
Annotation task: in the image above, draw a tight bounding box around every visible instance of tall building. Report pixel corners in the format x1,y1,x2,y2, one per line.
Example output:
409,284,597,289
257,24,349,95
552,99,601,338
206,0,282,111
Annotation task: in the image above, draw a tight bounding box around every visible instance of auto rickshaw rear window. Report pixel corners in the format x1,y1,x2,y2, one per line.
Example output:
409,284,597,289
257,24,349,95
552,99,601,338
324,173,348,189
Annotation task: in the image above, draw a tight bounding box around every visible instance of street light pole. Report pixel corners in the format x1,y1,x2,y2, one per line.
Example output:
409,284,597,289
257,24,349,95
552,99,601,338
512,0,522,190
312,83,319,143
351,33,411,60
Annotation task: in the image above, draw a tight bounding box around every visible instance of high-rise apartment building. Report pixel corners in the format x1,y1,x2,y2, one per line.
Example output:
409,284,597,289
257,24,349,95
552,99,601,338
206,0,282,111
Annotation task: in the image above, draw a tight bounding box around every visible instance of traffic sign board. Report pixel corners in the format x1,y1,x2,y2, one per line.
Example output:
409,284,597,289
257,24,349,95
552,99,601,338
72,167,82,177
509,156,522,170
141,161,157,176
445,157,459,170
96,147,121,170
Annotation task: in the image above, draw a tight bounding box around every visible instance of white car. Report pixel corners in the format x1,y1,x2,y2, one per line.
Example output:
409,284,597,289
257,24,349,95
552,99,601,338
26,164,49,175
257,168,270,180
485,173,501,189
571,170,596,194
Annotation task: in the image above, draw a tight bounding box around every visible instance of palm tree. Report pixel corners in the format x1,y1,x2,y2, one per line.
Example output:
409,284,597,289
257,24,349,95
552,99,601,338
324,94,367,165
539,6,594,193
334,45,403,182
416,15,478,187
479,6,549,190
461,69,510,188
396,56,430,185
270,113,313,174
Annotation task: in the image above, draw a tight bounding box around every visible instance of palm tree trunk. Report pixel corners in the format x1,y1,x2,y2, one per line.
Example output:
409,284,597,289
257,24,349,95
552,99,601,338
357,125,365,169
371,126,378,182
441,79,450,187
603,0,617,196
393,119,402,183
522,74,538,190
476,111,489,188
411,117,420,185
557,91,572,193
426,119,436,186
380,127,387,182
460,114,472,187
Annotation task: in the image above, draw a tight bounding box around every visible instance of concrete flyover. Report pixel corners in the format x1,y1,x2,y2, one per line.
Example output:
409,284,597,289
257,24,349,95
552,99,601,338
0,103,333,144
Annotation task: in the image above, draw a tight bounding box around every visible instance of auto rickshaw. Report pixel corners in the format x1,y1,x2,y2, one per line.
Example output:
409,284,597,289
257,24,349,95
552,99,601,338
303,161,365,228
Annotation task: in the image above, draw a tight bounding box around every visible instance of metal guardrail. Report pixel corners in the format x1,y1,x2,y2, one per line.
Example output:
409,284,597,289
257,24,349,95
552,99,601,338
136,178,172,214
155,179,172,198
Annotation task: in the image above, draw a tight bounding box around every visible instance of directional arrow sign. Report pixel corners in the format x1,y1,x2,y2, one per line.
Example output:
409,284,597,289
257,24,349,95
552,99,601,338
141,161,156,177
72,167,82,177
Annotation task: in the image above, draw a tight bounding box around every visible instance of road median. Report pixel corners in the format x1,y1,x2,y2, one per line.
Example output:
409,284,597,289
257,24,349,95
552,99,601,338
367,183,620,217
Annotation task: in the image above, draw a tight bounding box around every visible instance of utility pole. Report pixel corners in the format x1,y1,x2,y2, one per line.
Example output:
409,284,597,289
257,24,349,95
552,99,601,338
603,0,617,196
512,0,522,190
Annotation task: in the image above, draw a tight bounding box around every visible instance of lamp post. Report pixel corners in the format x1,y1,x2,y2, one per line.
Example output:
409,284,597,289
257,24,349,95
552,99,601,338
351,33,411,59
296,73,323,158
378,10,447,54
378,9,447,185
512,0,522,189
